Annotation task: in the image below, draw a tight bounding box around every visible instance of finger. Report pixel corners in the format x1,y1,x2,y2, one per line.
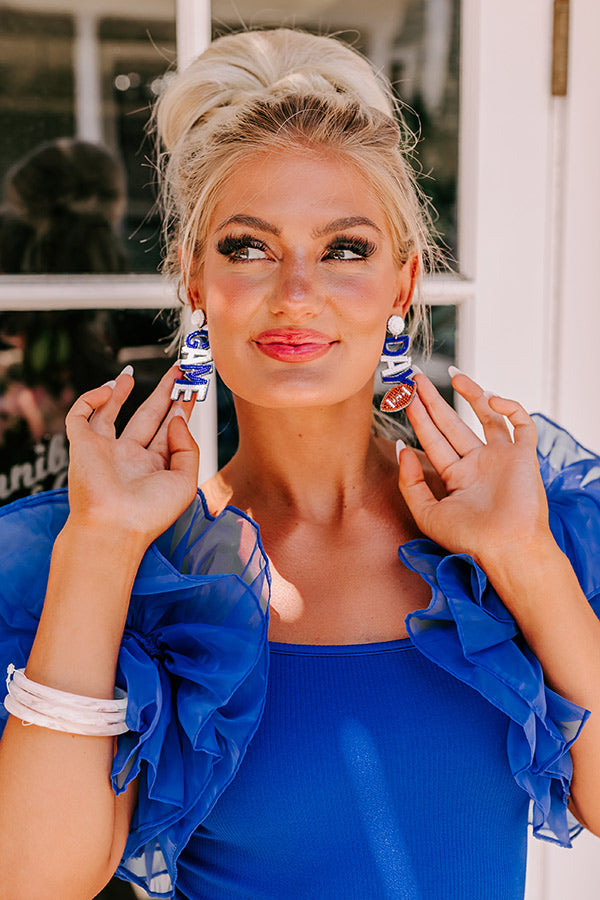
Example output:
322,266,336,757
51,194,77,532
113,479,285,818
145,369,196,457
415,372,483,457
88,368,135,438
167,411,200,480
120,365,187,447
397,446,439,534
65,383,116,443
488,395,538,449
149,400,196,462
405,390,461,477
450,371,512,444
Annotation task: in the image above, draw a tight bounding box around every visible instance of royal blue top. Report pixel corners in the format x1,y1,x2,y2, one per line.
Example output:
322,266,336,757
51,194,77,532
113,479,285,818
177,639,529,899
1,414,600,899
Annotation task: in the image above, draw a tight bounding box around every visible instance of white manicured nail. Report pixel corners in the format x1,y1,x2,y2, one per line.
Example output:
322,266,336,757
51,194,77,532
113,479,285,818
172,408,187,420
395,439,406,462
448,365,464,379
482,389,498,401
103,379,116,389
120,364,134,377
412,364,423,375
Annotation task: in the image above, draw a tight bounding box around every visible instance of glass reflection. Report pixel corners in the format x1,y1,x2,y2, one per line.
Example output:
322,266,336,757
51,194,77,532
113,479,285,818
0,2,176,274
1,139,127,274
0,306,175,506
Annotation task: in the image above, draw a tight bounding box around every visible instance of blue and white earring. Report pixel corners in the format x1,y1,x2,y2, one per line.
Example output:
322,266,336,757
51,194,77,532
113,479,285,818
171,308,214,402
379,315,417,413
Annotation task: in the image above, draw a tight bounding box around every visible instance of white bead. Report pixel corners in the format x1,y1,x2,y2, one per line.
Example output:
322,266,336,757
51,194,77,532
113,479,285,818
190,309,206,328
386,315,404,335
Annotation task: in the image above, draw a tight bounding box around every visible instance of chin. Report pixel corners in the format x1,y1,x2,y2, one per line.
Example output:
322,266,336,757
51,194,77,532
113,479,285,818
218,360,376,412
230,379,375,413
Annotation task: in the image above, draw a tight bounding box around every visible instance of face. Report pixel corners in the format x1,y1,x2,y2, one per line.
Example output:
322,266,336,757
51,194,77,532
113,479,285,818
191,148,416,411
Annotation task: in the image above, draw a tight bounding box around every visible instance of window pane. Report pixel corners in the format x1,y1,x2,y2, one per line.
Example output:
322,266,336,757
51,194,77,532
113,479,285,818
0,8,75,173
99,15,176,273
0,2,175,276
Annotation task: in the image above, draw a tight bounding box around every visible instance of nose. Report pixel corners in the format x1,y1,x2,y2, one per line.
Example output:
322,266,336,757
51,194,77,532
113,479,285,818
268,257,323,321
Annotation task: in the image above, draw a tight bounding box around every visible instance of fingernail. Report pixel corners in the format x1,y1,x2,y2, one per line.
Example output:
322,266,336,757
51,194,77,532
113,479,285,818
120,364,134,377
412,365,423,375
482,389,497,401
172,408,188,423
103,379,116,389
448,365,464,379
395,439,406,462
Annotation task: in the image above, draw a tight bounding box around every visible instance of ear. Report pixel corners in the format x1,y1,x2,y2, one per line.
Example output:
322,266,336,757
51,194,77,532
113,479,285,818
392,254,420,318
187,282,203,311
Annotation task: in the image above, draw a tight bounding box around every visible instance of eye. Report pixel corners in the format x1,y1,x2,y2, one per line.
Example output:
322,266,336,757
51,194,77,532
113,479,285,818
327,247,362,260
216,234,269,261
233,245,268,261
323,235,377,261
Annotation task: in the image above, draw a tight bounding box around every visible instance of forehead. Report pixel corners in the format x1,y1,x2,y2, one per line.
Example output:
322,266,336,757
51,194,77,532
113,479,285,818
208,147,392,236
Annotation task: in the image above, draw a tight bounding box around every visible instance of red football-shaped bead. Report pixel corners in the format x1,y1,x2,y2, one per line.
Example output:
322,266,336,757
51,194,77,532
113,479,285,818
379,382,417,412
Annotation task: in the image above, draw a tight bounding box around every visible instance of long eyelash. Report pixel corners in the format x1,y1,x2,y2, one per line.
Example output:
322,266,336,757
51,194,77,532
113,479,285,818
327,235,377,258
216,233,268,258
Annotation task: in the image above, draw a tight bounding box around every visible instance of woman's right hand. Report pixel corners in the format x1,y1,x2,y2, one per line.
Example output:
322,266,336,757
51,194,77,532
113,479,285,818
64,364,200,543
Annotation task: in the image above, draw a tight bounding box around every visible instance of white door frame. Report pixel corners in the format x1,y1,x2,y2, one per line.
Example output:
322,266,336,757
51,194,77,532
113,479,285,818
458,2,600,897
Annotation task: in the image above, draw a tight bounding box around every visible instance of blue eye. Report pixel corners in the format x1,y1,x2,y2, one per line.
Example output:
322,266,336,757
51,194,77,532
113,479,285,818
217,234,269,261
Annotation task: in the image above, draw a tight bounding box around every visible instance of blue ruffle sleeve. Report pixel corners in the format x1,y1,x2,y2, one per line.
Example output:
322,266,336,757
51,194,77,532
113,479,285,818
0,488,270,898
400,413,600,847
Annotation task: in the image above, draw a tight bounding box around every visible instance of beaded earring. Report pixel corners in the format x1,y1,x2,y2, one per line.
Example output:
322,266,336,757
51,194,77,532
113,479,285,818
171,309,214,402
379,315,417,412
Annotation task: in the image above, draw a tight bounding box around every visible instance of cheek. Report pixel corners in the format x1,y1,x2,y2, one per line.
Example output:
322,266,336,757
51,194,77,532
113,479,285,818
204,265,269,316
203,285,255,382
329,267,396,314
333,289,392,349
204,279,250,338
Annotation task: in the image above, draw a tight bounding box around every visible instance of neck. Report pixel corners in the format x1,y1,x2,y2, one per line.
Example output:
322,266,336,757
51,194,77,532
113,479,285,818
218,386,392,524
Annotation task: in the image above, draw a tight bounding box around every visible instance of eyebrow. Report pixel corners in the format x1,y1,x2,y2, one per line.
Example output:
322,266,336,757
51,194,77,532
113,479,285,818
215,215,280,235
312,217,383,237
214,214,383,238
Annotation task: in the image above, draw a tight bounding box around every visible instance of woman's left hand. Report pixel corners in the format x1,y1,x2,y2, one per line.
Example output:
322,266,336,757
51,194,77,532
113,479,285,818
397,370,555,571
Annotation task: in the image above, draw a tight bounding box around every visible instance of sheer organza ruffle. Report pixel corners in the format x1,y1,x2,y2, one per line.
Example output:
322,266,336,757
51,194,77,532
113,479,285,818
0,490,270,898
400,414,600,847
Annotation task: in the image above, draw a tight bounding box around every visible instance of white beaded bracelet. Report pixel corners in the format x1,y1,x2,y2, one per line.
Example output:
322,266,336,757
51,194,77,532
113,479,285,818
4,664,129,736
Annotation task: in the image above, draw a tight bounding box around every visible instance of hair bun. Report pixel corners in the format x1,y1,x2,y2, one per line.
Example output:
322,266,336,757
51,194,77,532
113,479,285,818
156,29,394,153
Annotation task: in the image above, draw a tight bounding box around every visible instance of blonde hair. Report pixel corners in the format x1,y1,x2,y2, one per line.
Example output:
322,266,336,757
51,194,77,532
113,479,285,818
154,28,438,436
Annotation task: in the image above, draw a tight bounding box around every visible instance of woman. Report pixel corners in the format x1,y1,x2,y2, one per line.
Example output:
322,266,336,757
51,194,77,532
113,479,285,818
1,28,599,900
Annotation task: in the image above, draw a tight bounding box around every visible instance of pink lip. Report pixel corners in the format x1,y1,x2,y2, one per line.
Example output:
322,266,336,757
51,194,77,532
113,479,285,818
254,329,336,362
